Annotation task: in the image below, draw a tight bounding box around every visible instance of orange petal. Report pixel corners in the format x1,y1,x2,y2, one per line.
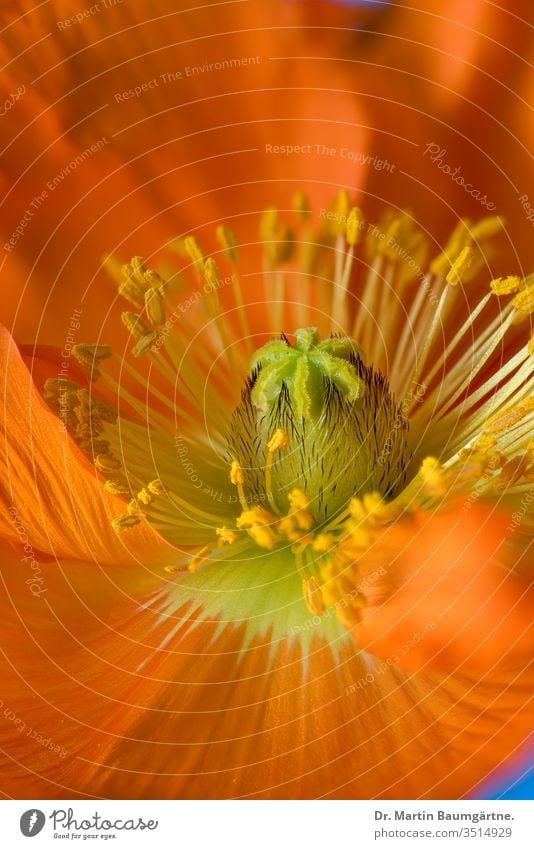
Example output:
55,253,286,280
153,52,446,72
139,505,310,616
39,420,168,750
0,0,366,343
343,503,534,674
1,535,532,800
0,325,171,566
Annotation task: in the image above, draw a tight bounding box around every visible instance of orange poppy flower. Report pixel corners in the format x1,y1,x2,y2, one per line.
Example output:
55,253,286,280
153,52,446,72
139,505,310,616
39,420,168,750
2,194,533,798
0,1,532,800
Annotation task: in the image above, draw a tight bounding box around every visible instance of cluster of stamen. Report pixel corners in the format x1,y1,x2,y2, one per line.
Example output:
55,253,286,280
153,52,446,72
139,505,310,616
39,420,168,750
42,190,534,623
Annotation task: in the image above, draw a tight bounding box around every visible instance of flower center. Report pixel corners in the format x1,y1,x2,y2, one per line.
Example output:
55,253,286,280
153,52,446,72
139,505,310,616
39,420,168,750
42,192,534,630
227,327,411,523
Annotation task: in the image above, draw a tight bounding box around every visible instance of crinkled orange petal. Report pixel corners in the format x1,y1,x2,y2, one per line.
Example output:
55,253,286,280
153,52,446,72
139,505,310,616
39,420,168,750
1,532,532,800
345,503,534,675
306,0,534,265
0,0,366,342
0,325,170,566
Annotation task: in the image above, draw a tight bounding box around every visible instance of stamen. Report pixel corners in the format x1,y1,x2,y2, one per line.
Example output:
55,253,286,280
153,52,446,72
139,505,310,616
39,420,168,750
236,506,278,549
104,479,130,495
513,287,534,315
485,399,534,434
216,226,239,262
216,527,238,546
112,514,141,532
144,286,166,328
94,453,121,473
302,575,326,616
292,191,311,222
71,344,113,381
183,235,205,273
490,275,521,296
346,206,363,246
148,479,166,496
446,246,474,286
265,428,289,515
470,215,505,240
230,459,248,511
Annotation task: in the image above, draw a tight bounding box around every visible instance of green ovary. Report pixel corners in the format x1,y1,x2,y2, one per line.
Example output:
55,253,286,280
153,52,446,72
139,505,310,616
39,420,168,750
228,328,412,523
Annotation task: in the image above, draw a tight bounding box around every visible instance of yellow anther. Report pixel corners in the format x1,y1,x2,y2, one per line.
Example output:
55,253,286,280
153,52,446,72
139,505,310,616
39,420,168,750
236,507,278,549
183,235,205,272
45,387,79,418
203,258,221,289
163,562,187,575
216,225,239,262
118,279,146,308
121,311,151,338
131,332,158,357
216,527,238,546
346,206,364,246
419,456,442,479
345,524,372,550
248,526,278,549
484,402,531,434
230,459,248,511
260,207,278,240
312,533,335,553
288,488,309,513
267,227,294,265
529,334,534,356
143,269,165,289
285,489,314,532
470,215,505,240
446,246,474,286
292,191,311,222
327,189,352,236
362,491,385,514
126,498,142,515
349,497,366,522
267,428,288,452
230,460,245,485
360,492,398,524
260,208,294,264
278,515,300,542
336,189,351,218
188,546,211,572
490,275,521,296
43,378,81,397
111,514,141,532
513,287,534,315
72,344,112,364
417,456,448,497
78,438,111,457
381,214,402,246
119,258,150,307
137,488,153,505
472,434,497,452
128,256,147,285
104,479,130,495
429,218,472,276
236,506,275,528
264,430,289,514
95,453,121,473
144,287,166,328
92,403,118,424
148,479,166,495
496,456,530,490
302,576,326,617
